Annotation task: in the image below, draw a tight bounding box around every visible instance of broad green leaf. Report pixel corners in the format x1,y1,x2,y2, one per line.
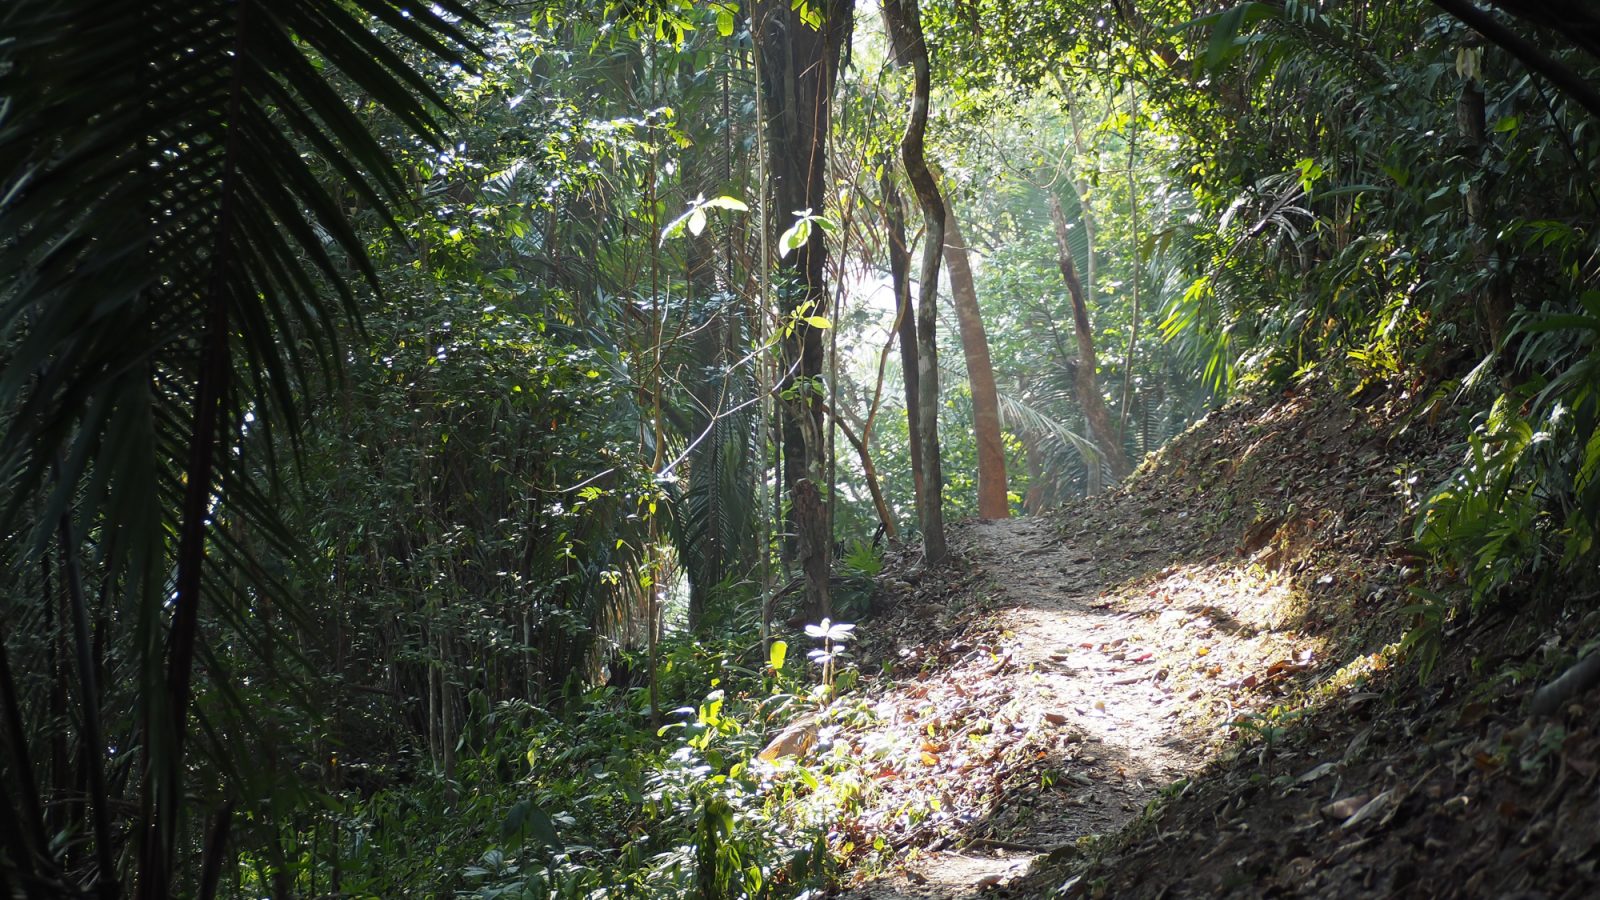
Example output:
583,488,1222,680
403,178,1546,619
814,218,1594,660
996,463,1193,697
502,799,564,851
769,639,788,671
660,206,697,243
778,219,811,258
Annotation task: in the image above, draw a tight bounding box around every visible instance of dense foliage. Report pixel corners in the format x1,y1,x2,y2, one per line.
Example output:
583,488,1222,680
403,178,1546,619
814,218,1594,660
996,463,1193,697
4,0,1599,897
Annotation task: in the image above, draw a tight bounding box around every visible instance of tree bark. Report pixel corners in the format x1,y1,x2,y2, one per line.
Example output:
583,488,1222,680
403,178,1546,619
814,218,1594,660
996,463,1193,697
1048,194,1131,483
1023,433,1048,514
1454,45,1511,352
1119,92,1142,445
942,196,1009,519
751,0,852,618
882,0,948,565
879,165,926,508
823,403,897,538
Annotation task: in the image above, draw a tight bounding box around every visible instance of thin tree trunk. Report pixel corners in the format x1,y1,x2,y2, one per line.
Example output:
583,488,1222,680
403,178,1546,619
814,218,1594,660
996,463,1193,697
0,615,50,881
751,0,851,618
143,260,230,900
197,802,234,900
440,634,457,805
883,0,948,565
1119,91,1142,449
1048,194,1131,482
1067,110,1100,318
823,402,898,538
1455,48,1511,351
942,196,1008,518
58,509,115,894
880,166,925,507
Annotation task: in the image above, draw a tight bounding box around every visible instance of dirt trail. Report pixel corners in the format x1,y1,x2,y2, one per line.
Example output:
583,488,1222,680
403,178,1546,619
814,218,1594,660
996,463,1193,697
839,516,1208,898
836,377,1457,898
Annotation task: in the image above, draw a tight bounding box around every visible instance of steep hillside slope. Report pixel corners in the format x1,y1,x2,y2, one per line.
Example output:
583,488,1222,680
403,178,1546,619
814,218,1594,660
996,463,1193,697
828,368,1600,897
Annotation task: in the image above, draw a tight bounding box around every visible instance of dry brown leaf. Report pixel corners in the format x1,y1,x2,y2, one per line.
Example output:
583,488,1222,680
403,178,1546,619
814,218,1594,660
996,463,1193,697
1339,789,1396,829
758,717,818,761
1321,795,1370,821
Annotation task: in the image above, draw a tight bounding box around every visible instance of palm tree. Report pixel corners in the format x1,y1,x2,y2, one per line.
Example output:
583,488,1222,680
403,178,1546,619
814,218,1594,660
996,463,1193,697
0,2,477,895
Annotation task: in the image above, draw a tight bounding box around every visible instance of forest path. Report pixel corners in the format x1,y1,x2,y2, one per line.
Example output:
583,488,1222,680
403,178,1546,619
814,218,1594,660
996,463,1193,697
833,380,1461,898
838,514,1216,898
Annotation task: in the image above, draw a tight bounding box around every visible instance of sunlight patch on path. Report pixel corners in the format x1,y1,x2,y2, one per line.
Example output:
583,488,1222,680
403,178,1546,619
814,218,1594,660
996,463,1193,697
838,515,1324,898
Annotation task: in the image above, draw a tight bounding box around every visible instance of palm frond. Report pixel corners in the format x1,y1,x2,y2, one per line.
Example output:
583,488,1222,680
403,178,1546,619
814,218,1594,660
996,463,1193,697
1,1,479,893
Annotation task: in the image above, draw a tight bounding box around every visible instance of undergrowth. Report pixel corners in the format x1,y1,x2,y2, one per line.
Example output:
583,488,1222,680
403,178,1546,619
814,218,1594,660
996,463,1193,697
251,621,883,900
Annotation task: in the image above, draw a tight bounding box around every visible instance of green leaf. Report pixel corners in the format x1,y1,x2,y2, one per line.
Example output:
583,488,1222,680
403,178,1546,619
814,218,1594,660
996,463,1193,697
702,195,749,212
803,315,832,330
688,208,707,236
1179,2,1278,72
769,639,788,671
778,219,811,258
661,207,696,243
502,799,564,852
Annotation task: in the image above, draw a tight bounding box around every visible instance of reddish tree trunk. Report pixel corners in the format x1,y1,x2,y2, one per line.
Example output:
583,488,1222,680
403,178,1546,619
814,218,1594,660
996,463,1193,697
942,198,1009,518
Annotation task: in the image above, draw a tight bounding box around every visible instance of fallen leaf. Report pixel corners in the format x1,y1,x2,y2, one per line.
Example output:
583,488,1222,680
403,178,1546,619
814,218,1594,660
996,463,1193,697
1321,795,1370,821
1295,762,1337,785
758,717,819,761
1340,789,1396,829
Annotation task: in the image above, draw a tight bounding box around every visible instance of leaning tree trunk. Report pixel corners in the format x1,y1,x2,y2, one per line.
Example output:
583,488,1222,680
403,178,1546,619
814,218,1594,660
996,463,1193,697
750,0,852,618
1048,194,1131,483
942,196,1008,519
882,0,947,565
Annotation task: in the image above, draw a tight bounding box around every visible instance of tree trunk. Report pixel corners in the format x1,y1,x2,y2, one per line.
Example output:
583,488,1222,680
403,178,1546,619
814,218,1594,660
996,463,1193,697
1048,194,1131,482
823,403,898,538
883,0,948,565
750,0,852,618
879,166,926,508
1455,46,1511,352
1119,91,1142,446
1023,433,1048,514
1067,110,1100,320
942,197,1009,519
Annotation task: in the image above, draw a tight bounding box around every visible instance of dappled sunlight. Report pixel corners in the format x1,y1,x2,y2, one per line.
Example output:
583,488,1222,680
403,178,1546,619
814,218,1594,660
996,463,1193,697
831,370,1464,895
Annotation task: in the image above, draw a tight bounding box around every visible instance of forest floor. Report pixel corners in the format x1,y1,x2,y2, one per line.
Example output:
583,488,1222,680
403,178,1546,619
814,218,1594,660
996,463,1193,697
825,370,1600,898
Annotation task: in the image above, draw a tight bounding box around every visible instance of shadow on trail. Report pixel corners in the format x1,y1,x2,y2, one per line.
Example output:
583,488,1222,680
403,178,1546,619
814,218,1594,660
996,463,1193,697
838,382,1455,898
